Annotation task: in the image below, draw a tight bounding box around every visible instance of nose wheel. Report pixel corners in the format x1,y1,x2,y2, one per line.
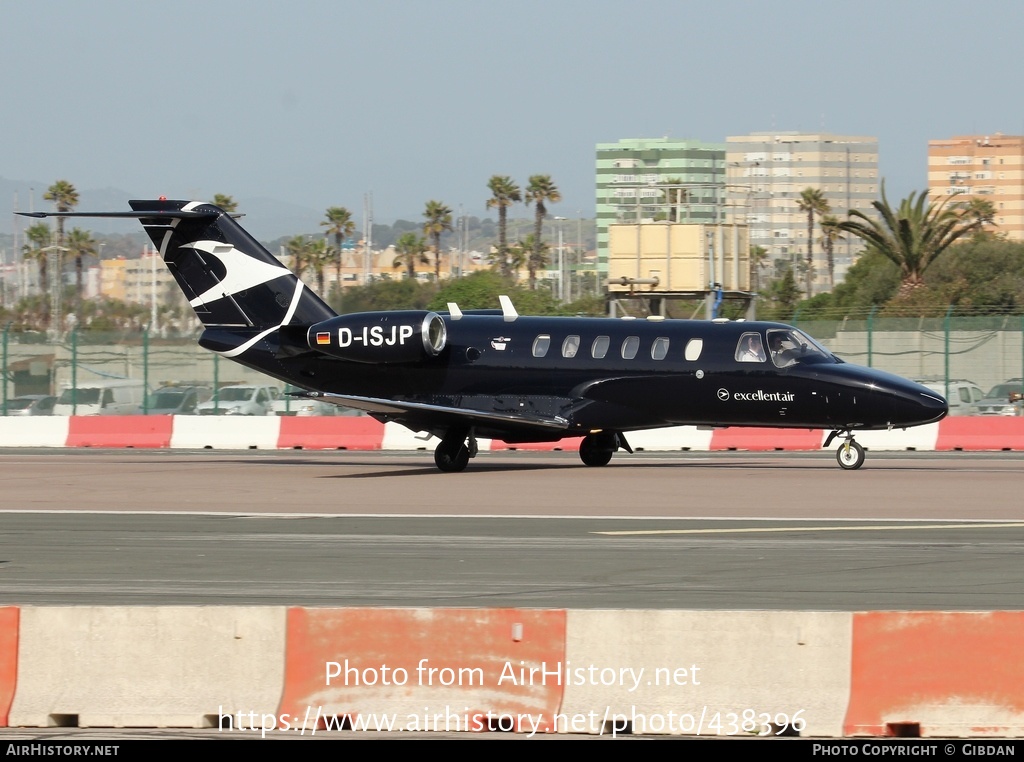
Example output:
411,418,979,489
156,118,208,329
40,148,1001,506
825,429,865,470
836,439,865,470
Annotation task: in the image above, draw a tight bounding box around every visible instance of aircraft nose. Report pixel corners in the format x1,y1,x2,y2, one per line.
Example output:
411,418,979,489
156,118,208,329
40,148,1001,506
902,385,948,424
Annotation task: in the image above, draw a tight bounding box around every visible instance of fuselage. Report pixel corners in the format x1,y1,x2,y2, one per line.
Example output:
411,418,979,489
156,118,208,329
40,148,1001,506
220,313,948,442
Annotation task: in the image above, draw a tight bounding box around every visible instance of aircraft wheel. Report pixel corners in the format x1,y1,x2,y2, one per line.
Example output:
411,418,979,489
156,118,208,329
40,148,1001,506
836,440,865,470
434,441,470,472
579,434,614,467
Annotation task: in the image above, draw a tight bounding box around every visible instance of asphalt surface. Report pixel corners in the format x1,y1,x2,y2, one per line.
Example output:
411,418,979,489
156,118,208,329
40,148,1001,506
1,449,1022,609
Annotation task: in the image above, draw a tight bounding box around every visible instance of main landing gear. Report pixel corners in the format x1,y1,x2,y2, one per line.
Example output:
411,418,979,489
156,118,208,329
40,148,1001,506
433,428,477,473
579,431,632,467
824,430,865,470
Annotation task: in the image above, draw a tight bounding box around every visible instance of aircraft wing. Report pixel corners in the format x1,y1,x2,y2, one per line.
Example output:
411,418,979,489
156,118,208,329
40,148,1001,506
304,392,572,432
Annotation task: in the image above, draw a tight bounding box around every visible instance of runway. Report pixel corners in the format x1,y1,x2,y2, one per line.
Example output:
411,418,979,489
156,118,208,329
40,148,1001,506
1,450,1022,610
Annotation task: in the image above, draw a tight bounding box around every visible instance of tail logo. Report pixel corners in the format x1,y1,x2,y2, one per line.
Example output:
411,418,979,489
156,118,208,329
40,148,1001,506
181,240,291,307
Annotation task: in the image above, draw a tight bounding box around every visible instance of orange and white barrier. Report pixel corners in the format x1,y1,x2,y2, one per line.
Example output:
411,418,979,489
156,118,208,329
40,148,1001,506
2,606,1024,736
0,416,1022,452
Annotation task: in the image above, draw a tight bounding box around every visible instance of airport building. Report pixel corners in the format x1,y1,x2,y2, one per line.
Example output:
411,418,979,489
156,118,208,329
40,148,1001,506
725,132,879,294
927,133,1024,241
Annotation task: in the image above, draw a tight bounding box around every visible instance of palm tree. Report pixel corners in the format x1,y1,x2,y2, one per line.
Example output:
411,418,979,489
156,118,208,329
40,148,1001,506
795,187,829,296
818,215,844,290
321,206,355,293
422,200,453,281
303,238,334,295
524,176,561,280
659,176,689,222
749,245,769,292
66,227,96,303
957,197,997,235
486,176,521,278
836,184,984,297
43,179,79,252
22,223,52,295
286,236,308,279
392,232,429,279
212,194,238,212
520,233,550,291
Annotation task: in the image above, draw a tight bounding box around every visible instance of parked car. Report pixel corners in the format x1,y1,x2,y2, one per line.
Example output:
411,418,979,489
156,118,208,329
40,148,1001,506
196,384,279,416
1,394,57,416
147,385,213,415
972,379,1024,416
53,380,147,416
914,379,983,416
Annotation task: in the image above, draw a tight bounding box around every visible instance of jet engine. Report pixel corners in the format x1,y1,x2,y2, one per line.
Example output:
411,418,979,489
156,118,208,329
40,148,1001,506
306,311,447,364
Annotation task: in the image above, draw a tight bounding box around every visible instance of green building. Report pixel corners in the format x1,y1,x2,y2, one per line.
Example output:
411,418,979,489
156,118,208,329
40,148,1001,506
595,137,726,273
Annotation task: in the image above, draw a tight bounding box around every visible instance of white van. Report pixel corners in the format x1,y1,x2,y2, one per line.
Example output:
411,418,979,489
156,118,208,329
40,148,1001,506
53,380,148,416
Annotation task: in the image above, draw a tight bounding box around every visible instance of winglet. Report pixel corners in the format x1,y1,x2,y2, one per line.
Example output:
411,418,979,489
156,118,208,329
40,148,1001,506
447,302,463,320
499,294,518,322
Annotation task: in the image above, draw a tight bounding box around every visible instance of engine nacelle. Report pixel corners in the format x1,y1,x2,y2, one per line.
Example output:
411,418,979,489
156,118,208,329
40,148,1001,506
307,311,447,364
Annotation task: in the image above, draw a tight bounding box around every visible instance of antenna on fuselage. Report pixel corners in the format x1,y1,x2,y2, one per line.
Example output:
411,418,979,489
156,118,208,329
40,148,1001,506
498,294,518,322
447,302,463,320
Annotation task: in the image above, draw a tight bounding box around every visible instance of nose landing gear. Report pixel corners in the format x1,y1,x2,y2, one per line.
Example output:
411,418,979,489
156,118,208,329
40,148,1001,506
825,429,865,470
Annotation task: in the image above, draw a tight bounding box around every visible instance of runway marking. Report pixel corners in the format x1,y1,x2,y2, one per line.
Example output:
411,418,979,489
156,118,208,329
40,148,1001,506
594,522,1024,536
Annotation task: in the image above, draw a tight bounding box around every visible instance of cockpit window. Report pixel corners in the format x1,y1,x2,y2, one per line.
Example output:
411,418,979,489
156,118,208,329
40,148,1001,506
766,328,832,368
735,332,766,363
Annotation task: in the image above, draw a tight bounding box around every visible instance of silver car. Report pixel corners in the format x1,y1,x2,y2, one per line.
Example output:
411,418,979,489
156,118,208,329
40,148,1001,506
1,395,57,416
973,380,1024,416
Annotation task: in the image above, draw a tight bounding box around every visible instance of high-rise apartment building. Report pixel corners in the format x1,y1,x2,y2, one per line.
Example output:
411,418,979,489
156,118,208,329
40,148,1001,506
927,133,1024,241
595,138,726,273
725,132,879,293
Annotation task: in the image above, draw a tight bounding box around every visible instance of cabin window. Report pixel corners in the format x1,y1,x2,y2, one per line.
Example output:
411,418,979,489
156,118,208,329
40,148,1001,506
562,335,581,358
621,336,640,360
684,338,703,361
651,337,670,360
592,336,610,359
532,335,551,358
735,332,766,363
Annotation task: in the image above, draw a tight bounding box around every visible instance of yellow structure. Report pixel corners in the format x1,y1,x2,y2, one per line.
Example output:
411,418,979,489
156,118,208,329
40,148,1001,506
607,222,750,294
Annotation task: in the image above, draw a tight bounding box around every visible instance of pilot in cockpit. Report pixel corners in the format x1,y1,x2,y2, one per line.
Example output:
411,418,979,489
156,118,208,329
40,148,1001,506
737,334,765,363
769,333,795,368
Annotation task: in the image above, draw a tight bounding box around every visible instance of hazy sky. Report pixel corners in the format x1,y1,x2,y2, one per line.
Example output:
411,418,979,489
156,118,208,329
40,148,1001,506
3,0,1023,225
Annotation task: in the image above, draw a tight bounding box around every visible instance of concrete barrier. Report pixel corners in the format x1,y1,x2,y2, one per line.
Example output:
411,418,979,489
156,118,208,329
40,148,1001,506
629,426,715,452
168,416,281,449
278,608,566,733
0,417,69,447
936,418,1024,451
8,607,286,728
2,417,1024,454
0,608,19,727
711,427,823,452
277,417,385,450
66,415,173,448
845,611,1024,737
561,610,850,737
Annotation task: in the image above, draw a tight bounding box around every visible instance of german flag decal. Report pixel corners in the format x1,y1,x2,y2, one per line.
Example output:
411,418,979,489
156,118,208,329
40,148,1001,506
316,332,331,345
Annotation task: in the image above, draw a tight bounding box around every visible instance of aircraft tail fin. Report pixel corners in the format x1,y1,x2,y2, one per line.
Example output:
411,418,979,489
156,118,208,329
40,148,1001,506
128,199,335,331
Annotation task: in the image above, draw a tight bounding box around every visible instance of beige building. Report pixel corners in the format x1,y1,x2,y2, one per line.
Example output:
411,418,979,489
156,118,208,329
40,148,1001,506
927,133,1024,241
725,132,879,294
100,251,177,304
